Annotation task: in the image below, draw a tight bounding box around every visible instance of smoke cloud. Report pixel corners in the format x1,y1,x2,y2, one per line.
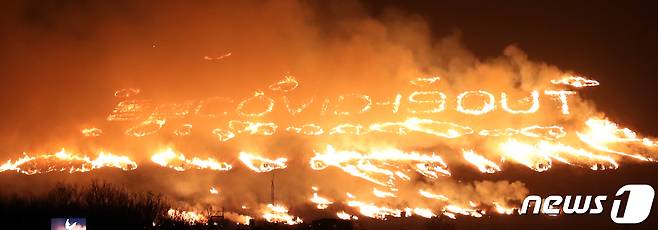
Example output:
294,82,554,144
1,0,655,222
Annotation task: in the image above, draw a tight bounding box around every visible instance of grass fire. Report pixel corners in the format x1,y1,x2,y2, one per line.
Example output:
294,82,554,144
1,0,657,230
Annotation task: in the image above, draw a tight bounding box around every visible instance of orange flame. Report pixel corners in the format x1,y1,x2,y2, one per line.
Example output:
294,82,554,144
0,149,136,175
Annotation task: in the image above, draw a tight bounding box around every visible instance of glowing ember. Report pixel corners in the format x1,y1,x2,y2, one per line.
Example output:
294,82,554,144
310,145,450,187
499,138,621,172
412,208,436,218
0,149,136,175
500,139,552,172
114,88,140,98
167,208,207,224
373,188,397,198
551,75,600,88
409,76,441,87
442,205,483,218
462,150,501,173
228,120,277,136
544,90,575,114
368,118,473,138
310,193,332,209
151,148,232,171
235,91,275,117
345,200,402,220
336,211,358,220
203,52,232,61
500,91,540,114
224,212,252,225
238,152,287,173
419,189,449,201
212,128,236,142
286,124,324,135
261,204,303,225
125,117,166,137
456,90,496,115
81,127,103,137
268,73,299,92
310,187,333,209
91,152,139,170
493,202,515,215
174,124,193,136
577,118,656,161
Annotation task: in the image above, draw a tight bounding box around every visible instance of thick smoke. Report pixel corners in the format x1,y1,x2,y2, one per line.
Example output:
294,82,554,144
3,0,653,221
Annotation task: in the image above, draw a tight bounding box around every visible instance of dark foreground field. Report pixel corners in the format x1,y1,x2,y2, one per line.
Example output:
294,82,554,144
0,180,455,230
0,181,171,229
3,164,658,230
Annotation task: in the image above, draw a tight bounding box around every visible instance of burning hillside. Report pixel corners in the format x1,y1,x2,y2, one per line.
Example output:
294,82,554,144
0,0,657,229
